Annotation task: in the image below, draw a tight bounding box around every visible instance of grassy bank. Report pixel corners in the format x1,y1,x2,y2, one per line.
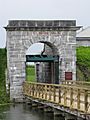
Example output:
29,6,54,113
76,47,90,81
0,48,10,104
26,65,36,82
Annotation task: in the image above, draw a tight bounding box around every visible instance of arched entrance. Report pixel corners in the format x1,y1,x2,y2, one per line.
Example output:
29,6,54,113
26,42,59,84
5,20,80,102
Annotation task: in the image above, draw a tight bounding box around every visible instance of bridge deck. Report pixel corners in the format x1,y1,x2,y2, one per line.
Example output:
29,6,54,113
23,81,90,119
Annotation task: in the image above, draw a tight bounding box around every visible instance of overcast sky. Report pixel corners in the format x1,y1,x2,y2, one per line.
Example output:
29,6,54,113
0,0,90,48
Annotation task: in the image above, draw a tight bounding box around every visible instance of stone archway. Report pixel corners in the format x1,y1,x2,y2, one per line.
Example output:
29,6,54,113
5,20,80,102
26,41,59,84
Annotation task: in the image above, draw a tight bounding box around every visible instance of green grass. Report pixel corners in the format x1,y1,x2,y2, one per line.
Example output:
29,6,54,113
26,65,36,82
0,48,10,104
76,47,90,81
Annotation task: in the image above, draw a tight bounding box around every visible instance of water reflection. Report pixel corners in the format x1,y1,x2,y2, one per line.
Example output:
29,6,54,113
0,104,83,120
0,104,54,120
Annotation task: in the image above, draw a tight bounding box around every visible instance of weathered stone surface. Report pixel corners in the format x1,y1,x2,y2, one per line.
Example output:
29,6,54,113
5,20,80,102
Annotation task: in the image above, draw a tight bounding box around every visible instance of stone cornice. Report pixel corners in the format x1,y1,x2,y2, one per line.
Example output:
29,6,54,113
4,26,81,31
4,20,81,31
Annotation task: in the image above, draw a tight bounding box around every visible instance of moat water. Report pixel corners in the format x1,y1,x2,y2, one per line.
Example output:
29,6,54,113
0,104,55,120
0,104,83,120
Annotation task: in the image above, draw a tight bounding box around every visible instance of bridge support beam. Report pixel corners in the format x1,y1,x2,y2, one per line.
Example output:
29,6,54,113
54,114,65,120
37,104,44,113
53,109,65,120
31,102,38,107
64,113,77,120
44,105,53,112
44,106,54,120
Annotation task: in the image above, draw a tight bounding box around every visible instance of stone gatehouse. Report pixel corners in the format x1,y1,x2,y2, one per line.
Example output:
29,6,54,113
5,20,80,102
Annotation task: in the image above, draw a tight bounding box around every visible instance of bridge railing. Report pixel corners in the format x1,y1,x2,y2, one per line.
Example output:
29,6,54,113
61,80,90,87
23,82,90,114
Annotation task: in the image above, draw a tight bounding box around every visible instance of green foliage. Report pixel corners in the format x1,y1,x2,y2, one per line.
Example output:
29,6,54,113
76,47,90,81
0,48,10,104
0,49,7,81
26,65,36,82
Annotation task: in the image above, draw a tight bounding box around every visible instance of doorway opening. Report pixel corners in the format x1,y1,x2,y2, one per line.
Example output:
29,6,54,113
26,42,59,84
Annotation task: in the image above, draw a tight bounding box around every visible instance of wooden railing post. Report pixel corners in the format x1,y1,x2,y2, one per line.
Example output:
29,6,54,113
49,85,51,101
70,88,73,109
29,83,31,96
45,85,47,100
77,89,80,110
32,84,34,96
53,86,56,102
64,87,67,106
35,84,37,97
38,85,40,98
84,90,88,113
58,86,61,104
33,84,35,96
41,85,44,99
37,84,39,98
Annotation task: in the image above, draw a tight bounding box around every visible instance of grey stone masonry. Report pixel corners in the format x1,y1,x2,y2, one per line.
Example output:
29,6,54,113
5,20,80,102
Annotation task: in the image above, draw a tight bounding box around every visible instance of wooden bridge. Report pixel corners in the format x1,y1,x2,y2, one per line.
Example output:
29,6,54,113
23,81,90,120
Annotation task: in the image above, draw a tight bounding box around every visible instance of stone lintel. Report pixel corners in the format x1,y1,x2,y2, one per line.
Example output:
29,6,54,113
4,20,81,31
